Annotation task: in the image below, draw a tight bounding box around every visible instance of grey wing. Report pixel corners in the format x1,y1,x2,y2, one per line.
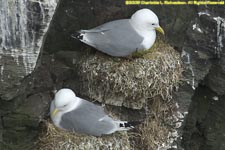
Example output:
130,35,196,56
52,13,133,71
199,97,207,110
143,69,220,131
60,99,117,136
83,19,144,56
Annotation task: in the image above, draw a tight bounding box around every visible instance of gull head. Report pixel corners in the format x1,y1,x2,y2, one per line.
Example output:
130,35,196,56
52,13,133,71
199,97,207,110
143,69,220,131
52,88,76,116
131,8,164,34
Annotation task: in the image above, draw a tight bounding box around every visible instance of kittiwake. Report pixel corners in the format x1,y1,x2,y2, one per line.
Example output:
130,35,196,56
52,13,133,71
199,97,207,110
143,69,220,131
72,8,164,57
50,88,141,136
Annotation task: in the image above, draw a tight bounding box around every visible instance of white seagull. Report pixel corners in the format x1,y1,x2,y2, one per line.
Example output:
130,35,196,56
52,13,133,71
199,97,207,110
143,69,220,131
72,8,164,57
50,88,141,136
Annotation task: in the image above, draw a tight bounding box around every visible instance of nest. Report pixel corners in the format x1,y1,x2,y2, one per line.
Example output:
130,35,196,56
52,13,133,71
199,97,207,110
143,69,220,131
136,97,178,150
77,39,182,109
36,121,131,150
37,97,178,150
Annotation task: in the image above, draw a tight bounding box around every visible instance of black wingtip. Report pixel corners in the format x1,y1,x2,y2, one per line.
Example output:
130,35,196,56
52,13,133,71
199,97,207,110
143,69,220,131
71,32,83,40
120,120,143,128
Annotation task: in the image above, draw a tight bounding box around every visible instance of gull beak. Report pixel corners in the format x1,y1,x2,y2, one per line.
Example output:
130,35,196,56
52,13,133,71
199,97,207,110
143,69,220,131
52,108,59,117
155,26,165,35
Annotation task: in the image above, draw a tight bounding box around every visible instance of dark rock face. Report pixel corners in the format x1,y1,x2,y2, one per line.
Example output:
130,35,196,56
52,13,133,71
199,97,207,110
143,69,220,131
0,64,54,149
0,0,225,149
206,59,225,95
0,0,58,101
0,0,58,149
182,86,225,150
177,6,225,150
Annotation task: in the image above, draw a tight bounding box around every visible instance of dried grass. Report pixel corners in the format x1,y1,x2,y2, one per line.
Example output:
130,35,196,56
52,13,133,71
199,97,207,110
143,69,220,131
78,38,182,109
136,97,176,150
37,121,131,150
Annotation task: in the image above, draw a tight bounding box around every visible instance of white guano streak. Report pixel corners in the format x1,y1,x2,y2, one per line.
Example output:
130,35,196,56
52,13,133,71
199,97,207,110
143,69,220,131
0,0,58,76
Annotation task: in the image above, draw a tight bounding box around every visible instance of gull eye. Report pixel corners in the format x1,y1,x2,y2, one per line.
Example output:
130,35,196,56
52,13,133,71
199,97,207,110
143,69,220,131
152,23,155,26
63,104,67,107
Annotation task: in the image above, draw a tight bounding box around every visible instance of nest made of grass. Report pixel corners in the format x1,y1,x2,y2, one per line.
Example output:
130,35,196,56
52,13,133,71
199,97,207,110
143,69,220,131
36,121,131,150
136,97,178,150
77,39,182,109
37,97,178,150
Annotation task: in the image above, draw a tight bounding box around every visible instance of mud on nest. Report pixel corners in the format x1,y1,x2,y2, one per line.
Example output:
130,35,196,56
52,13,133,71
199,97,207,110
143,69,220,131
77,40,182,109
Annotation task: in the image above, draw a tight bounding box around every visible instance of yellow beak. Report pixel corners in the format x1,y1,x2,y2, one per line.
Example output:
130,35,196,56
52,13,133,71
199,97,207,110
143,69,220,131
155,26,165,35
52,108,59,117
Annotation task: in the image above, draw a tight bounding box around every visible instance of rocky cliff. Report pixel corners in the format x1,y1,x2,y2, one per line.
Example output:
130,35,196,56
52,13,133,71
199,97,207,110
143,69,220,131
0,0,59,149
0,1,225,150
